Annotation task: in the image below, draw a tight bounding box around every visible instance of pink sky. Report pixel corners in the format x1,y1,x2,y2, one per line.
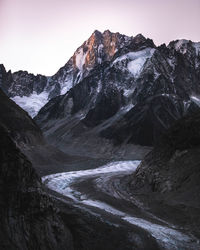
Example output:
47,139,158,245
0,0,199,75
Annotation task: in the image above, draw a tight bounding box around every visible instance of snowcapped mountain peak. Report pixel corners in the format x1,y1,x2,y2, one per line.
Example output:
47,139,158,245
70,31,152,76
1,31,200,122
133,33,146,42
70,30,135,78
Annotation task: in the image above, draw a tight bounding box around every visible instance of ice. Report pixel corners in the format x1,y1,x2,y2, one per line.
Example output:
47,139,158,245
123,217,193,249
43,161,141,189
82,200,125,216
11,91,49,118
190,95,200,107
42,161,140,207
42,161,140,199
42,160,197,249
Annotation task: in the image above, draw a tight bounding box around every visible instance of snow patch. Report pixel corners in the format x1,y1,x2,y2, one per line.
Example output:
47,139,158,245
174,40,200,56
75,48,87,71
167,58,175,70
123,88,136,97
97,44,104,64
174,39,189,54
60,76,73,95
96,81,102,93
113,48,155,78
193,42,200,56
98,44,104,53
190,95,200,107
11,91,49,118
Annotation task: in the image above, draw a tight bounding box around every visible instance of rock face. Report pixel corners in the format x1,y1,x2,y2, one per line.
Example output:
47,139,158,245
132,111,200,193
35,31,200,150
0,65,49,117
0,125,73,250
9,71,47,98
0,84,74,250
128,111,200,237
0,64,13,95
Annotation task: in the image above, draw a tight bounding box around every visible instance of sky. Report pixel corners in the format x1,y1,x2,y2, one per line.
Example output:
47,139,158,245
0,0,200,76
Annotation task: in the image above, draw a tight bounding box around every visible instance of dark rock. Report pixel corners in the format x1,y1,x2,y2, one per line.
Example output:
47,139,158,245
0,64,13,95
0,125,73,250
126,111,200,238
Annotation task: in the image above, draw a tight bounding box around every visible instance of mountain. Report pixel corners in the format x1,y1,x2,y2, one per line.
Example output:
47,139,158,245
33,31,200,154
50,30,154,95
1,30,149,117
1,30,200,149
129,111,200,238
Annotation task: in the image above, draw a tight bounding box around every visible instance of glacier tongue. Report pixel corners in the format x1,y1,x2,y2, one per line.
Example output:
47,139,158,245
11,91,49,118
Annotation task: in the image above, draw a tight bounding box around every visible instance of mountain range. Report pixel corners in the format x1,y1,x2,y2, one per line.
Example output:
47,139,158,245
1,30,200,153
1,29,200,250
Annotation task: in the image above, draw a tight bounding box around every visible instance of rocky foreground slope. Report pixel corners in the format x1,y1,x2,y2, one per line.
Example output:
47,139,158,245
0,125,73,250
0,87,73,249
129,111,200,238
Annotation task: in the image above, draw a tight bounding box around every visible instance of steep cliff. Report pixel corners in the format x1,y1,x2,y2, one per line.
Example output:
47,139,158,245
0,125,73,250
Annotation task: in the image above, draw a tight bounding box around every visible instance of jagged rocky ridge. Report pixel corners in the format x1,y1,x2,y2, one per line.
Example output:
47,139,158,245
34,31,200,149
0,30,142,117
0,64,49,117
0,125,73,250
1,30,200,147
